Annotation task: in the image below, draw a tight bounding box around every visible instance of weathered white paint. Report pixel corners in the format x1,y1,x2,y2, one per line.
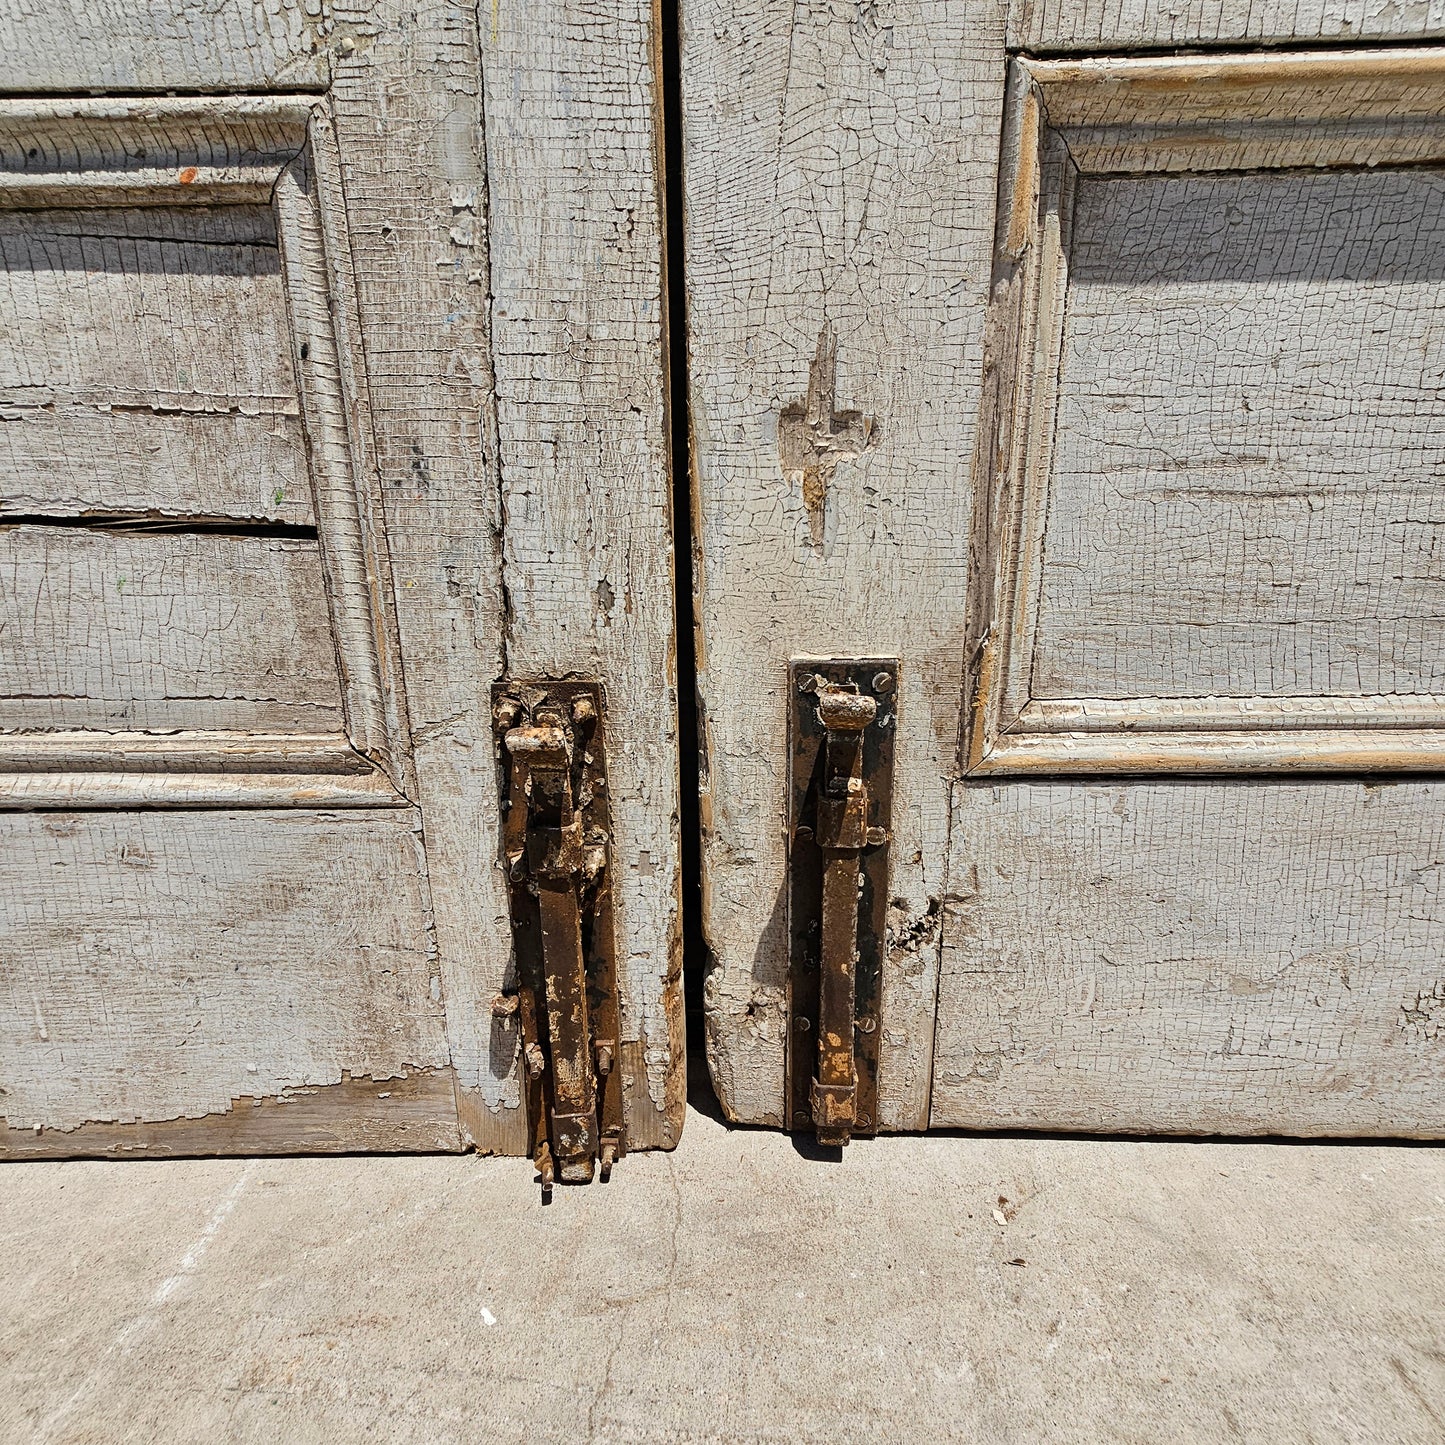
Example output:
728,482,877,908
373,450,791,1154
322,0,520,1152
0,202,311,524
682,0,1010,1129
481,2,683,1147
0,809,448,1139
0,4,682,1158
967,51,1445,777
0,1,332,92
0,527,344,734
1037,167,1445,701
1011,0,1445,49
936,780,1445,1136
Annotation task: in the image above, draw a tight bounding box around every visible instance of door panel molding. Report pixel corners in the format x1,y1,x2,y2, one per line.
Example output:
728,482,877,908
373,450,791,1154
0,96,412,805
966,49,1445,776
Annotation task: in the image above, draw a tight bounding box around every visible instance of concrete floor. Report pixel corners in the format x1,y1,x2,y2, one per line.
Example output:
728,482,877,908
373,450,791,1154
2,1106,1443,1444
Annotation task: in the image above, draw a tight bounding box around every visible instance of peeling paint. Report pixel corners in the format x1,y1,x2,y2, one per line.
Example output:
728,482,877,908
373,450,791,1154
778,324,881,549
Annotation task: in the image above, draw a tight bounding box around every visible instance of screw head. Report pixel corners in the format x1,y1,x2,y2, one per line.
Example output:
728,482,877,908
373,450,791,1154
794,1015,811,1032
793,1110,811,1128
857,1113,873,1130
872,671,894,695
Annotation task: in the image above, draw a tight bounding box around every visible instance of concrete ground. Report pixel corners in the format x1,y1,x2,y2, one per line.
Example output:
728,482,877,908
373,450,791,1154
2,1104,1443,1445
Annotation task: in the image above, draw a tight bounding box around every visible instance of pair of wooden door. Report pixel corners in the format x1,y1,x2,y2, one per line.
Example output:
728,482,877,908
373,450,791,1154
4,1,1444,1162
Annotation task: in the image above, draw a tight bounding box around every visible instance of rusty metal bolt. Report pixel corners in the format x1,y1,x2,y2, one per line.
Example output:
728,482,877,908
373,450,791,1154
524,1042,547,1079
596,1043,613,1077
493,696,521,733
571,694,597,727
491,993,520,1020
817,687,877,732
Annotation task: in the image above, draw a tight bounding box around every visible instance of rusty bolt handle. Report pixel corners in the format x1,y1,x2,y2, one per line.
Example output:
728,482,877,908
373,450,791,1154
808,683,880,1146
815,686,877,734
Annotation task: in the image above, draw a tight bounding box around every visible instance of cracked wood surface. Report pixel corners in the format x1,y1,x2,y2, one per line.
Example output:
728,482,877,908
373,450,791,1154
481,2,683,1148
0,1,332,91
691,11,1445,1139
1011,0,1445,49
936,780,1445,1135
0,810,450,1150
0,205,312,524
0,527,344,733
1036,166,1445,703
683,0,1010,1129
0,1,681,1157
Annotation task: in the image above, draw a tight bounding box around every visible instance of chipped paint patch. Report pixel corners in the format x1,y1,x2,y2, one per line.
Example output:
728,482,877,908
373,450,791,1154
778,325,881,549
1,1067,461,1160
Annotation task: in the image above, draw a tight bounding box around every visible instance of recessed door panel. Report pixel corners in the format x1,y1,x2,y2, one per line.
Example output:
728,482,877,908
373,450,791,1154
0,2,682,1167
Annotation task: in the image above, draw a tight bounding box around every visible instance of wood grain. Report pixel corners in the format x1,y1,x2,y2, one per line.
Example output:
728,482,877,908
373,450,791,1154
935,779,1445,1136
682,0,1009,1129
482,2,683,1148
1035,167,1445,703
0,1,332,92
0,809,451,1144
0,526,344,734
0,206,312,525
327,0,523,1152
1012,0,1445,50
2,1066,460,1159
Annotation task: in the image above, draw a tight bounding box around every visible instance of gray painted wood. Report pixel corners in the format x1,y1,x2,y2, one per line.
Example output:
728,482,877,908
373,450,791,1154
0,1,332,92
1011,0,1445,49
691,17,1445,1140
0,527,344,733
935,779,1445,1136
0,810,450,1149
1035,167,1445,702
324,0,522,1152
966,52,1445,775
0,2,681,1158
481,0,683,1149
682,0,1010,1130
0,205,311,524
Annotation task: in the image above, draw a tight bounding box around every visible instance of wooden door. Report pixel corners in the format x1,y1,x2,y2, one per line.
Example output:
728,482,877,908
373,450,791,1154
684,4,1445,1136
0,2,682,1160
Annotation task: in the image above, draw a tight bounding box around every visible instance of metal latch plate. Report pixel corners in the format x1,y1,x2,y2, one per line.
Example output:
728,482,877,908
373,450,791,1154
786,657,897,1140
492,679,623,1196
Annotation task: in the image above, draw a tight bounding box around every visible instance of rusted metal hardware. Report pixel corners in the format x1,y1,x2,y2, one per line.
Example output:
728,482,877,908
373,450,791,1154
787,659,896,1146
491,681,623,1198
